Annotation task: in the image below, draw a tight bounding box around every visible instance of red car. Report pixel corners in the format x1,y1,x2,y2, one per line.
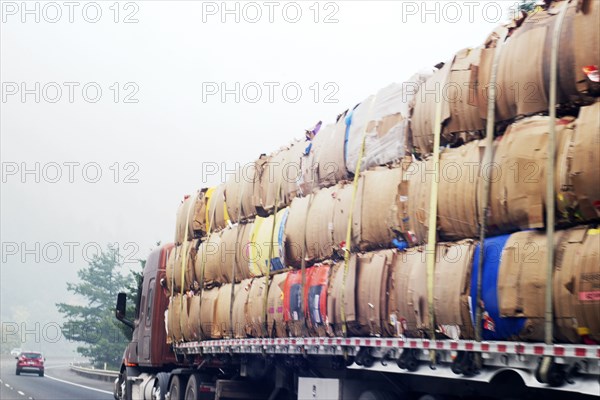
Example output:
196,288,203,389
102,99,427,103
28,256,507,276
15,351,45,377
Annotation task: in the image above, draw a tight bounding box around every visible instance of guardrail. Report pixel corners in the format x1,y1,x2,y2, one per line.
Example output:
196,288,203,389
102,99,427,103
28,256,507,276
70,364,119,382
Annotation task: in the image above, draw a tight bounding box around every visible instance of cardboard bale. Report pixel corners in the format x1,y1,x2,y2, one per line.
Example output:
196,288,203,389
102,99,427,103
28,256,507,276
412,49,484,155
199,287,220,339
498,230,566,341
469,234,523,341
207,183,230,232
347,75,428,170
351,251,392,337
556,101,600,221
386,249,428,337
188,294,201,341
220,224,252,283
236,222,254,278
172,240,199,291
167,295,184,343
438,141,481,240
327,258,357,337
478,1,600,122
267,272,288,338
283,270,307,337
232,279,252,339
487,116,573,234
313,116,349,189
281,140,306,205
195,232,223,287
249,208,288,276
306,263,332,337
219,225,238,283
406,159,433,245
554,228,600,343
298,134,319,196
434,241,476,340
246,277,269,337
392,157,416,246
175,191,207,245
165,245,177,292
360,167,403,250
215,284,240,339
407,142,481,244
180,294,195,342
561,0,600,100
306,187,337,261
298,120,349,195
260,141,304,214
225,163,259,223
284,195,312,268
332,181,362,254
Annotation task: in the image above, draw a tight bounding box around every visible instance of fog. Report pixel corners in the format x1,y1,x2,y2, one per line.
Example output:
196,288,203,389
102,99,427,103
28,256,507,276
1,1,514,356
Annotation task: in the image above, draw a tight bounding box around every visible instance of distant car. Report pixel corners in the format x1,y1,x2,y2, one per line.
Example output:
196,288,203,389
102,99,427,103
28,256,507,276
15,351,44,377
10,348,22,357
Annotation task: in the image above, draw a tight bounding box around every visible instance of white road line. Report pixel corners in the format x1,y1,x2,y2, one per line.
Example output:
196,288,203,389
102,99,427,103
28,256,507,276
17,390,24,396
44,374,112,395
5,383,10,387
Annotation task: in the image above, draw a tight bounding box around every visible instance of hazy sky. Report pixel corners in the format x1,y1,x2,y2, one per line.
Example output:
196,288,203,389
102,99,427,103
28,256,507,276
0,0,517,353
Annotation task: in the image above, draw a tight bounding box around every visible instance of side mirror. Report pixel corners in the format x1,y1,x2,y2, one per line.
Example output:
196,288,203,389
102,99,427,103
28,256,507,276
115,292,134,330
116,293,127,318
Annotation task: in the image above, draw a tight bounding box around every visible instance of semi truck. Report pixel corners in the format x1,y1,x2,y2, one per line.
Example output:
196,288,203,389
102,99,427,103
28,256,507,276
113,1,600,399
113,241,599,400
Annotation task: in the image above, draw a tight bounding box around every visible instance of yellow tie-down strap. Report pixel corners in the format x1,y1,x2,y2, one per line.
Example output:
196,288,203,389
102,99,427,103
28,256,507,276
425,82,444,357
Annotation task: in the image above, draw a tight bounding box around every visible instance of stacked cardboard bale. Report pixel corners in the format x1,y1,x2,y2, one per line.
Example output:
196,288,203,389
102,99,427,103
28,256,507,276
346,75,429,172
297,117,348,195
411,48,485,156
225,162,261,223
165,2,599,345
258,141,305,215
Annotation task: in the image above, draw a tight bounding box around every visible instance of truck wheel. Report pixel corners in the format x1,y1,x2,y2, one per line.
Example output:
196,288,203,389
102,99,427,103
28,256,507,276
15,368,20,375
39,371,44,377
358,390,397,400
152,373,169,400
169,375,188,400
184,374,201,400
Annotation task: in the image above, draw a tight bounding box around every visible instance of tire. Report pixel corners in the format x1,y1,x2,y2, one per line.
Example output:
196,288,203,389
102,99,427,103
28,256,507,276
15,368,20,376
184,374,201,400
152,372,169,400
169,375,188,400
39,371,44,377
358,390,398,400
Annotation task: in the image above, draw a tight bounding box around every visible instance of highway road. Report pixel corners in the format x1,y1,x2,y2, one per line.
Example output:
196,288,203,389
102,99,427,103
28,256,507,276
0,355,114,400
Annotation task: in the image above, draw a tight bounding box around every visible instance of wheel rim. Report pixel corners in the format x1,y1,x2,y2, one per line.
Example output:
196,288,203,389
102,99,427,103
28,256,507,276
151,385,161,400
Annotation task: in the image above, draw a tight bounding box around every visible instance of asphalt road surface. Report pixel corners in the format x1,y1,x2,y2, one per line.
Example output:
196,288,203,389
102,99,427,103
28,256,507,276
0,355,113,400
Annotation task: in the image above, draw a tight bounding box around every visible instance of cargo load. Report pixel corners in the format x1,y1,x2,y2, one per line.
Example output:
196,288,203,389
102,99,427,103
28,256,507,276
478,0,600,122
249,208,288,276
306,263,332,337
554,227,600,343
411,48,484,155
231,279,252,339
298,117,348,194
267,272,287,338
259,141,305,215
556,101,600,221
245,277,269,337
346,75,429,171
